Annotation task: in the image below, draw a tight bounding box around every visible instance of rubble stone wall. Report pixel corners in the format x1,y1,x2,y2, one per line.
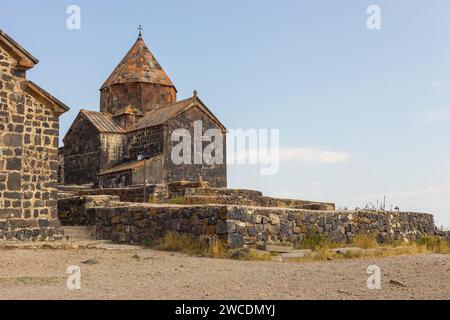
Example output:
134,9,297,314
59,197,437,248
74,185,167,203
58,195,120,226
222,206,437,247
183,188,335,210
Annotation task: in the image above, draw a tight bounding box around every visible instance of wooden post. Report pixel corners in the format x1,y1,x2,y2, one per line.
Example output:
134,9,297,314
143,157,147,202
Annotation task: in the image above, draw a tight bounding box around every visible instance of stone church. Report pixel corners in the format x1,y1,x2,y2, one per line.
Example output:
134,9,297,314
62,33,227,188
0,29,69,240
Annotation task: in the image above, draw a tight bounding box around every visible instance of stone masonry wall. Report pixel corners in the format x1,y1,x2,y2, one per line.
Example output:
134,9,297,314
0,43,63,240
59,197,438,248
93,204,226,243
63,116,101,185
100,82,176,115
75,185,167,203
222,206,437,248
58,195,120,226
125,125,164,161
183,188,335,210
165,106,227,188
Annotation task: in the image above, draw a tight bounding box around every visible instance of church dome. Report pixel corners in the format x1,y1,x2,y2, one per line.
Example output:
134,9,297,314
99,34,177,115
100,36,176,90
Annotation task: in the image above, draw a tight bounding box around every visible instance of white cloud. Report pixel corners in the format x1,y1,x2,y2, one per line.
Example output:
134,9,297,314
358,185,450,200
230,146,351,165
277,146,351,164
422,107,450,125
430,81,441,89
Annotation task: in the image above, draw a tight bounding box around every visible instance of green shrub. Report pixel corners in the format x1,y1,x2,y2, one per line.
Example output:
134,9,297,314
168,196,187,205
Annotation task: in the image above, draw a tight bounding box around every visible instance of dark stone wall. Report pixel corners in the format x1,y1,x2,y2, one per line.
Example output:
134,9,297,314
164,106,227,188
62,184,166,204
57,147,64,185
132,156,165,185
0,42,63,240
98,158,165,188
58,198,439,248
100,82,176,115
223,207,438,247
58,195,119,226
99,171,133,188
63,116,101,185
125,125,164,160
99,133,124,171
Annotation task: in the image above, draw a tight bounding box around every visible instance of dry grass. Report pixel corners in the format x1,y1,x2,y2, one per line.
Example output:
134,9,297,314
147,232,448,262
418,236,450,254
292,234,448,262
231,248,273,261
351,234,378,249
295,233,346,251
205,236,229,258
147,232,229,258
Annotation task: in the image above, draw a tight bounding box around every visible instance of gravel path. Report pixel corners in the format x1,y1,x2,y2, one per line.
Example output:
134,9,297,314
0,247,448,300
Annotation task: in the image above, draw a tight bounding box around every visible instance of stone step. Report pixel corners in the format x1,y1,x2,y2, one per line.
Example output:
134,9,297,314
281,249,312,261
62,226,92,231
61,226,97,241
264,244,294,253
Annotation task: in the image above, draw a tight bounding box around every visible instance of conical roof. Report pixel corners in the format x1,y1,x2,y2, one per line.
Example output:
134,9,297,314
100,36,175,90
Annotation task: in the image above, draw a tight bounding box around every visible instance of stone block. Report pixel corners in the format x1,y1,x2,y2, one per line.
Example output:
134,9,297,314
281,249,312,260
265,244,293,253
7,172,21,190
6,158,22,171
4,133,22,147
227,233,244,249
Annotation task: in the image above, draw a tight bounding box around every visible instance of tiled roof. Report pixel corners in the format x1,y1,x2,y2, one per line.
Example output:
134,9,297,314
128,98,193,132
100,36,175,90
98,155,163,176
113,105,143,117
80,110,125,133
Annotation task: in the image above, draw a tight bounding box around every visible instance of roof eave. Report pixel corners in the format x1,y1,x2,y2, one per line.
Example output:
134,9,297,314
99,81,177,92
0,29,39,70
26,81,70,115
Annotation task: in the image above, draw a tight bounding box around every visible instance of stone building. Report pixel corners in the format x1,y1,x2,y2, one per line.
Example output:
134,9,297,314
0,29,69,240
63,34,227,188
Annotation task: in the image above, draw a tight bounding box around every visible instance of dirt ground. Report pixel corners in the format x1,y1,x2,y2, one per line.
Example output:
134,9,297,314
0,245,449,300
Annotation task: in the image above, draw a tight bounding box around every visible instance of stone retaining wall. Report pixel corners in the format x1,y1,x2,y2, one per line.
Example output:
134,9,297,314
92,204,226,243
75,185,168,203
223,206,437,247
58,195,120,226
59,184,335,210
0,218,63,241
61,197,438,248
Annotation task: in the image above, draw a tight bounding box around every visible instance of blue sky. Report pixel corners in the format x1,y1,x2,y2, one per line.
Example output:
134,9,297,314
2,0,450,227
